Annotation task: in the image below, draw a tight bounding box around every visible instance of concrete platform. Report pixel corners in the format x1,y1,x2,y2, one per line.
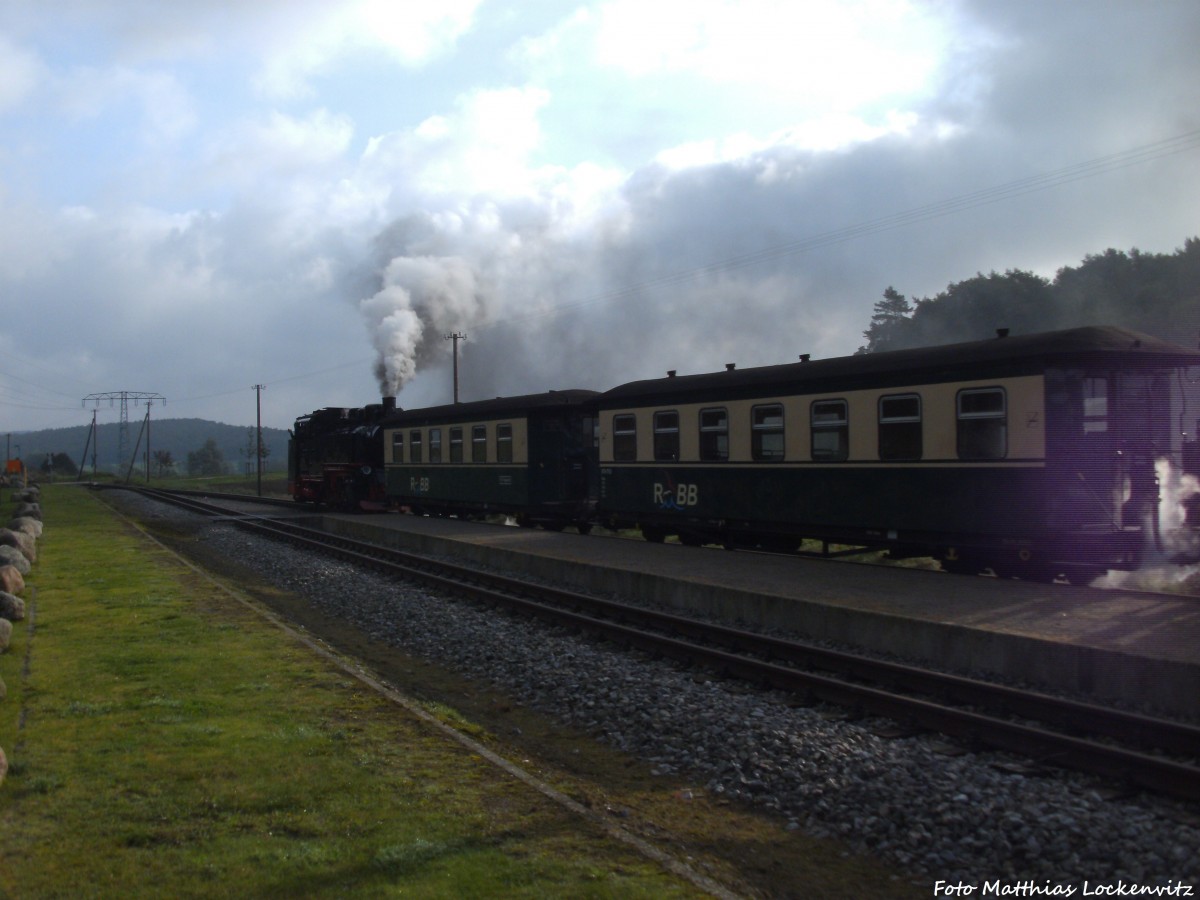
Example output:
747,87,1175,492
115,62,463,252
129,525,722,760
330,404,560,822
316,512,1200,720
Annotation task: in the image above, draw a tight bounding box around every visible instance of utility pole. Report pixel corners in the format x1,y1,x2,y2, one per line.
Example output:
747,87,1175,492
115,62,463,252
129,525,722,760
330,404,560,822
253,384,266,497
83,392,165,475
77,410,98,480
443,332,466,403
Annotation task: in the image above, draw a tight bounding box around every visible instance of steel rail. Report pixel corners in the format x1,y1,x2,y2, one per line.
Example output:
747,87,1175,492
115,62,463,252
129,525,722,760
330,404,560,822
121,487,1200,802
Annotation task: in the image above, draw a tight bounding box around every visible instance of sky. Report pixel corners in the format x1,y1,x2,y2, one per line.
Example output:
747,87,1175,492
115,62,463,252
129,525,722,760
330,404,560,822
1,0,1198,436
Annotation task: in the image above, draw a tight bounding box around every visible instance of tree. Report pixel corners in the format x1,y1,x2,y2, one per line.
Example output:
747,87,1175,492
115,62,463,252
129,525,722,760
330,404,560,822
187,439,226,476
856,286,914,354
905,269,1055,348
152,449,175,477
40,452,77,476
858,237,1200,355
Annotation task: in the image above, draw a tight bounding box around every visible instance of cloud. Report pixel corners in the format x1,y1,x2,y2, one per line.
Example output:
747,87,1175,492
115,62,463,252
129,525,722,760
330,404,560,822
54,65,197,144
590,0,949,95
252,0,483,99
514,0,966,161
0,33,43,112
359,86,553,200
202,108,354,189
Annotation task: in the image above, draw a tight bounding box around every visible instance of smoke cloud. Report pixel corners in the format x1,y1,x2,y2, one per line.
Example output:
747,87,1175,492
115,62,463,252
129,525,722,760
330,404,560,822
360,254,485,396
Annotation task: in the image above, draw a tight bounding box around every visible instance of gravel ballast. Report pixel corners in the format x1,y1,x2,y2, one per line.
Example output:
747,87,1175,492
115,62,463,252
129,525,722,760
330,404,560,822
125,495,1200,890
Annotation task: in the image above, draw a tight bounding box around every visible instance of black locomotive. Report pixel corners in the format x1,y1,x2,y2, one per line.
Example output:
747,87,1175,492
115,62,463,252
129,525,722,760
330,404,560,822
289,326,1200,581
289,397,394,509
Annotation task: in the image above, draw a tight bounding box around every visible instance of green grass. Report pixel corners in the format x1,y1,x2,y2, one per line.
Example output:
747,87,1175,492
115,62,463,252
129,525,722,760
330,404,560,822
0,485,705,897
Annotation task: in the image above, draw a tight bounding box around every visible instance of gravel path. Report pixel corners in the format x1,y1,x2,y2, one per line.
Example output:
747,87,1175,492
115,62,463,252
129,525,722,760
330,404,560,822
132,495,1200,889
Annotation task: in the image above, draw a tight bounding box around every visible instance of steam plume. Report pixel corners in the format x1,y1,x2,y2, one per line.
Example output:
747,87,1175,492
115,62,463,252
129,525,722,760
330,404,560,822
1092,459,1200,592
360,254,484,396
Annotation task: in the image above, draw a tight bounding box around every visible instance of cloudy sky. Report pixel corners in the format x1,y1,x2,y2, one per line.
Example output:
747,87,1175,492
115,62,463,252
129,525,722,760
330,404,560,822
2,0,1198,434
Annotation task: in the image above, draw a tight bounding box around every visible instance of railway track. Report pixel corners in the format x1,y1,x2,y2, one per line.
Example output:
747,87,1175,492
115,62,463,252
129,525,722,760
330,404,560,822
115,486,1200,803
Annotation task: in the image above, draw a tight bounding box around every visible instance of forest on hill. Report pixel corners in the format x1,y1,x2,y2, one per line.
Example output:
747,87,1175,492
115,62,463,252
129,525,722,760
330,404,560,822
857,237,1200,354
8,417,290,477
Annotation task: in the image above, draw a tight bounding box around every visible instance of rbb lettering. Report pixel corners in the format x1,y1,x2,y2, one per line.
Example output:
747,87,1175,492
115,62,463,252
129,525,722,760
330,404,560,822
652,483,699,507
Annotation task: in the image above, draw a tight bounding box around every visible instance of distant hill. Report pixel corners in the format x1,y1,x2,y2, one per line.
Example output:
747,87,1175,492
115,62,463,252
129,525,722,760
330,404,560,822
7,418,290,476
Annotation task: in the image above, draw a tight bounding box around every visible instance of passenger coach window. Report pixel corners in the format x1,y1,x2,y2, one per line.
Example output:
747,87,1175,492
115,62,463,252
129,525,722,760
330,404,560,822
471,425,487,462
429,428,442,463
653,411,679,461
1083,377,1108,433
957,388,1006,459
496,423,513,463
751,404,785,461
878,394,922,460
392,431,404,464
409,430,422,463
811,400,848,461
699,408,728,462
449,427,463,463
613,414,637,462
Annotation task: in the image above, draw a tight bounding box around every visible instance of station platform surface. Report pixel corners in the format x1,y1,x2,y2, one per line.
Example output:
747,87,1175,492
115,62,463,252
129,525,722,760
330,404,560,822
316,512,1200,720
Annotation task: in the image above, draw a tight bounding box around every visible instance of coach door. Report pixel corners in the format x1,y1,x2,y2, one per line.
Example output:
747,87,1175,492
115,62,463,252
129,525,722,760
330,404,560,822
529,413,592,507
1045,367,1169,536
1045,369,1123,534
1112,370,1171,529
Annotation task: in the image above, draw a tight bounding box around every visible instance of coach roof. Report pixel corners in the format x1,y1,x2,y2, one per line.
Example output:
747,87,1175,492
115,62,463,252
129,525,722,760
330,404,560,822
384,388,598,426
597,325,1200,407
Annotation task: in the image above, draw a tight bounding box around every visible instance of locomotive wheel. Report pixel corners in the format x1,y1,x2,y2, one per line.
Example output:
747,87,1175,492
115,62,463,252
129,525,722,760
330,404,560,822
641,526,667,543
576,523,593,536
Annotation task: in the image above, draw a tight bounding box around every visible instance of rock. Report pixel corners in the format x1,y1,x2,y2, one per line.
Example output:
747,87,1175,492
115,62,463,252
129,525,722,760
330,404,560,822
0,565,23,595
0,529,35,563
0,592,24,621
7,517,42,539
13,503,40,522
0,547,30,576
0,745,7,788
0,617,11,651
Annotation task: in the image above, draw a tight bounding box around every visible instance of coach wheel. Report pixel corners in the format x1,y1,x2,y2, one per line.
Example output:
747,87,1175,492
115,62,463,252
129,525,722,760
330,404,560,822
679,533,703,547
641,526,667,544
576,523,593,536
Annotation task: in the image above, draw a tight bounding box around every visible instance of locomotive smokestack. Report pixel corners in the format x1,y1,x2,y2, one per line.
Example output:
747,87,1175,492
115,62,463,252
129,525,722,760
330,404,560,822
382,396,397,413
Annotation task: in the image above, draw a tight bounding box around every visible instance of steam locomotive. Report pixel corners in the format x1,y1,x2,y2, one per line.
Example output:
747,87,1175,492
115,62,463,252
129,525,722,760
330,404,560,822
289,325,1200,581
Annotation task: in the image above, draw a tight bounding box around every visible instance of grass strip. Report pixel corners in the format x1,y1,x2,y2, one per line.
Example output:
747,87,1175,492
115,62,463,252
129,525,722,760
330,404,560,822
0,485,706,897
